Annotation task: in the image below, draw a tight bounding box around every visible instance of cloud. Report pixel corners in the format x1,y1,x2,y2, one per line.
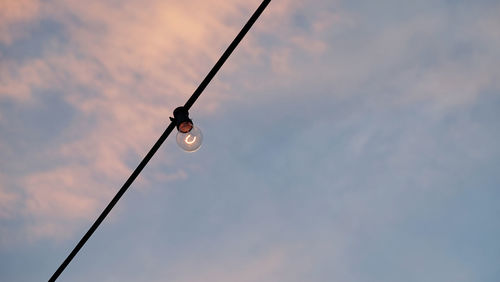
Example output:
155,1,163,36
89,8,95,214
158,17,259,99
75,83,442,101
0,0,284,241
0,174,19,219
22,166,104,239
0,58,56,102
1,0,499,247
0,0,40,44
168,246,293,282
2,1,500,281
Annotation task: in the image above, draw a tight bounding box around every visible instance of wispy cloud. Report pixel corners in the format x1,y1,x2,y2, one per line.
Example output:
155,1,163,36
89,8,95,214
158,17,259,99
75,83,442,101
1,2,499,281
1,0,311,241
0,0,40,44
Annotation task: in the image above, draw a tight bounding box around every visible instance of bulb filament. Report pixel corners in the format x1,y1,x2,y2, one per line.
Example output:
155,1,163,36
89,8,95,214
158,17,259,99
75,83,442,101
185,135,196,145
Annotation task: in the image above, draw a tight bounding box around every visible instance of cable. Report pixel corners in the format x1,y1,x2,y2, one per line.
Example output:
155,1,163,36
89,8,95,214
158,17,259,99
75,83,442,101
48,1,271,281
184,0,272,110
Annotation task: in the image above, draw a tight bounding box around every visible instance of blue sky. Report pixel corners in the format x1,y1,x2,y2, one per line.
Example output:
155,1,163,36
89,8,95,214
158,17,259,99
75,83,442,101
1,0,500,281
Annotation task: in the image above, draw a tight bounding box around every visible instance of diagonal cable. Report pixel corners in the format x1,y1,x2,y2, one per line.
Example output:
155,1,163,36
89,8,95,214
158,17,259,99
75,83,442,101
48,1,271,281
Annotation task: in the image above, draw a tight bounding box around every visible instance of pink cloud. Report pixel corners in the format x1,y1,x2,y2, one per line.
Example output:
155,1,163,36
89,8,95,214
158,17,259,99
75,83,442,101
0,0,40,44
1,0,285,241
1,0,342,243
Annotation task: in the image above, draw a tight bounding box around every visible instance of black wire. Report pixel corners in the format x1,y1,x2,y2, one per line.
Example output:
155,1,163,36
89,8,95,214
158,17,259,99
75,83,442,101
48,1,271,281
184,0,272,110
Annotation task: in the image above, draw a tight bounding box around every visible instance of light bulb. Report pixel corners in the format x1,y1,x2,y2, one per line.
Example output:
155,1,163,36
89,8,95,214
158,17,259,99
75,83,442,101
176,125,203,152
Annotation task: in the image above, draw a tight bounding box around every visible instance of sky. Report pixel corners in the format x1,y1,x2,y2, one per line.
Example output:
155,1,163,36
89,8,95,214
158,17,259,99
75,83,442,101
1,0,500,281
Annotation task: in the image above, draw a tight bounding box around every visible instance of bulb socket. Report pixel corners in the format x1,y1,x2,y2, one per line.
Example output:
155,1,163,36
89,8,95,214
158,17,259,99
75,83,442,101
171,106,193,133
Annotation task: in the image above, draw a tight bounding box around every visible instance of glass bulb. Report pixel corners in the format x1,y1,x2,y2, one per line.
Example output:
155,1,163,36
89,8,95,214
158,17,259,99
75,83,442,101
176,125,203,152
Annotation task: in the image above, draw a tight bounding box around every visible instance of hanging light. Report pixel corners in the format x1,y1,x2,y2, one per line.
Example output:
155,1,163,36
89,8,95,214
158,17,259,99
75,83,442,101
171,107,203,152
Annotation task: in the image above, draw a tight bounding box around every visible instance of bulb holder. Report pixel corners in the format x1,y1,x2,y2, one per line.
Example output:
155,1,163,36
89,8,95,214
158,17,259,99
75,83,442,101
170,106,193,133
